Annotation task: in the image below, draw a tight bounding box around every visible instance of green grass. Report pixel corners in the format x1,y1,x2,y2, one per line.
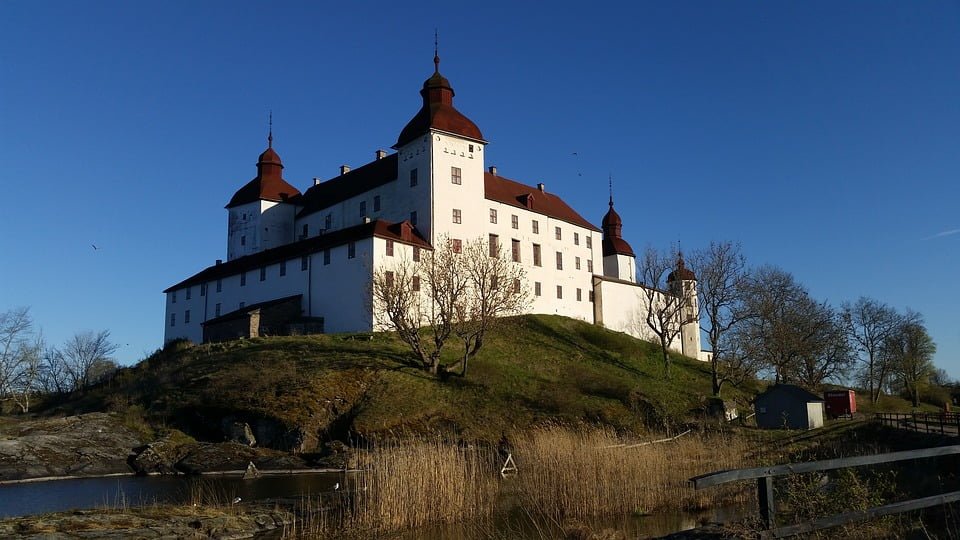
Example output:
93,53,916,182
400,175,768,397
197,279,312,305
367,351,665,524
50,315,763,446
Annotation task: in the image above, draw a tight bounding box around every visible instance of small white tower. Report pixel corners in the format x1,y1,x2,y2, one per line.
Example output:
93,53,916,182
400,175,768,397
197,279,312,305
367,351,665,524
225,124,302,261
601,194,636,282
667,253,701,359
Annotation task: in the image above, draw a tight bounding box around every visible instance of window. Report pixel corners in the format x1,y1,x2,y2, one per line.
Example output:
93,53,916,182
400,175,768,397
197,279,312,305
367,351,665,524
215,303,221,317
184,310,191,324
489,208,497,224
280,260,286,276
452,208,462,224
532,220,539,234
588,291,595,302
556,251,563,270
557,285,563,299
260,267,266,281
533,244,542,266
488,234,499,257
348,242,356,259
186,287,191,300
360,201,367,217
241,235,246,246
323,249,330,265
410,211,417,225
586,236,592,249
491,275,499,290
172,291,177,303
325,214,332,229
555,227,562,240
302,224,309,238
413,246,421,262
385,270,394,289
535,282,542,296
576,288,582,301
240,272,246,286
587,260,594,273
170,313,176,327
409,168,418,187
511,239,521,262
412,276,421,291
386,239,394,256
301,255,309,271
468,144,474,152
575,256,581,270
451,238,463,253
574,232,580,245
239,301,245,308
511,215,518,229
451,166,461,185
513,279,521,293
216,279,222,293
200,284,206,297
374,195,381,212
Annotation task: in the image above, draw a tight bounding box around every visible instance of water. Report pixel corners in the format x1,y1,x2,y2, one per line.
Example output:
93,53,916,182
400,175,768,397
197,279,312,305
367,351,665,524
0,473,341,519
0,474,751,538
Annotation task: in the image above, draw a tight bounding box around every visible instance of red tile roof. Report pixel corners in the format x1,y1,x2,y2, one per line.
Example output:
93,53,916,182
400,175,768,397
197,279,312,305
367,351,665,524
201,294,303,326
164,219,431,292
484,173,601,232
601,203,634,257
395,65,484,148
226,146,302,208
297,154,398,219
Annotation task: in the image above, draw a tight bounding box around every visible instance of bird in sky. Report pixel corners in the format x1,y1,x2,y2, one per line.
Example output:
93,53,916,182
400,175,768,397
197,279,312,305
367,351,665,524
91,244,99,251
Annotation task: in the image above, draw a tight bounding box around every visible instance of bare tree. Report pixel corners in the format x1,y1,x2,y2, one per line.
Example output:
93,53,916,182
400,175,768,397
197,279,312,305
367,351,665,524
0,307,33,399
637,248,696,378
886,321,936,408
10,332,44,413
373,235,528,377
842,298,917,404
446,237,529,377
39,346,71,396
691,242,752,396
736,266,851,388
56,330,118,391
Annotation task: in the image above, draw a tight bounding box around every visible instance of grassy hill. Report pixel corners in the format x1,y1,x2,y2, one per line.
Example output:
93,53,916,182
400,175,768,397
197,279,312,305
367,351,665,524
56,315,761,450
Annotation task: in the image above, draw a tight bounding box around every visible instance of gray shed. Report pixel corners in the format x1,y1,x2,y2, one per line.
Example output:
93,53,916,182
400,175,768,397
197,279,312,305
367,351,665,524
755,384,825,430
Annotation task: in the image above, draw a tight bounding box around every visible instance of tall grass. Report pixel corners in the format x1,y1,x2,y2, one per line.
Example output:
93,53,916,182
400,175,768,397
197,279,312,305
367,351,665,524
512,427,754,520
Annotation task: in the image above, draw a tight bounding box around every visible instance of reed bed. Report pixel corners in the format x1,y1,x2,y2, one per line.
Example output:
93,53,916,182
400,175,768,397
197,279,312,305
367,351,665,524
349,440,501,532
511,426,754,520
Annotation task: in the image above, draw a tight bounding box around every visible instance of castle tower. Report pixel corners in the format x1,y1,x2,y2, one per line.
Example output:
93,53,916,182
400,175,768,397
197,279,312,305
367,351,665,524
667,253,701,359
393,50,486,244
601,195,636,282
225,126,302,260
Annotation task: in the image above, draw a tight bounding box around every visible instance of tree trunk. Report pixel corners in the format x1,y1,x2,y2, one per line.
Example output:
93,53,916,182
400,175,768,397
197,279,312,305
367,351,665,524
711,358,721,396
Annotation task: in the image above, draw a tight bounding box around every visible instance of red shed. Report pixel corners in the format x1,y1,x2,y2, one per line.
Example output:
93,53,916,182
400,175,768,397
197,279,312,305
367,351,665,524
824,389,857,419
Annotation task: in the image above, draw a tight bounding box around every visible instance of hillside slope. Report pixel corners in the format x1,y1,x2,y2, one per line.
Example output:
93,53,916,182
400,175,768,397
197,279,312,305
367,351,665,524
61,315,758,451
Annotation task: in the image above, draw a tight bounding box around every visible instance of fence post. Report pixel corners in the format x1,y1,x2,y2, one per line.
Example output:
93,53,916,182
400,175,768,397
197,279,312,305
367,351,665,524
758,475,776,530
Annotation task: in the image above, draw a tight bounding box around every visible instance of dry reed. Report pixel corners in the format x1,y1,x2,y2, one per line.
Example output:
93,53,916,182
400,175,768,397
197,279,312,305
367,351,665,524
511,426,754,520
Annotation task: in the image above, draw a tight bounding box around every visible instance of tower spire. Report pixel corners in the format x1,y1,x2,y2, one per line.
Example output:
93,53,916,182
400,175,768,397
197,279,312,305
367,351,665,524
267,111,273,148
608,174,614,206
434,29,440,72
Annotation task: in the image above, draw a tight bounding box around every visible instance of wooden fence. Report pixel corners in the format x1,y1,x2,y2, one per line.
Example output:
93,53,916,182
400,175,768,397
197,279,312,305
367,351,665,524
876,412,960,436
690,445,960,538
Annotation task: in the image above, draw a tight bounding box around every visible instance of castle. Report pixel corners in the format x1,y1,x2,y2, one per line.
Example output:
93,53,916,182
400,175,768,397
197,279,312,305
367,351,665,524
163,54,704,360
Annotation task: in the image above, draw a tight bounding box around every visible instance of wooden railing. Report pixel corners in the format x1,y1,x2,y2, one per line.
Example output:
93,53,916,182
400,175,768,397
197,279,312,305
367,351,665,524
690,445,960,538
876,412,960,436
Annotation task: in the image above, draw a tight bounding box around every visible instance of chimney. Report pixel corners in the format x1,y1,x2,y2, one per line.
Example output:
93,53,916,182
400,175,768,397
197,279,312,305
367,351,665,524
215,259,222,265
488,165,497,175
340,165,351,175
313,177,321,186
537,182,545,192
375,149,387,160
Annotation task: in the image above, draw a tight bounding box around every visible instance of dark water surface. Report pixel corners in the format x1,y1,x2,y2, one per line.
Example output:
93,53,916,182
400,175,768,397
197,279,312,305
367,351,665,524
0,472,341,519
1,474,749,538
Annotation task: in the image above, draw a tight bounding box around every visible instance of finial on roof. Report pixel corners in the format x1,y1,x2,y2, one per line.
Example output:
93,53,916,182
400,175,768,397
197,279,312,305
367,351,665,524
268,110,273,148
608,174,614,207
434,29,440,72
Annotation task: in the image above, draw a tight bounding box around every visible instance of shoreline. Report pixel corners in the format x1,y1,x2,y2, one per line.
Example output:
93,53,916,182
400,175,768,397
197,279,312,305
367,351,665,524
0,467,360,486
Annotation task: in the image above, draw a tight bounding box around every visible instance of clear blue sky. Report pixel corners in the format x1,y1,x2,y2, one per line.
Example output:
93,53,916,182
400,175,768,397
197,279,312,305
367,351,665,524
1,2,958,377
